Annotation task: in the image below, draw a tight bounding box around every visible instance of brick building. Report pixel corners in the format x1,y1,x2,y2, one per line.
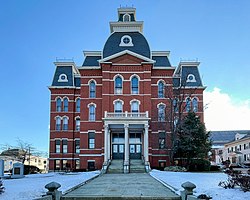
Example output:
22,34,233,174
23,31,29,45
48,7,205,172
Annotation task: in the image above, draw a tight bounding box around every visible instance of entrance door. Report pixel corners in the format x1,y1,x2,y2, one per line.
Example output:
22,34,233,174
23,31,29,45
112,144,124,159
129,133,141,159
130,144,141,159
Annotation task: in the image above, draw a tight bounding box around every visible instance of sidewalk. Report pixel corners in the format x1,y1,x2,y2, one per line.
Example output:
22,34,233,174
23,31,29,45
62,173,180,200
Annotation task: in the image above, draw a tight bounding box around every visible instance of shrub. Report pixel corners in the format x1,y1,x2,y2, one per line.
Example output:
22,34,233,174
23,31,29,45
219,169,250,192
188,159,211,172
164,166,187,172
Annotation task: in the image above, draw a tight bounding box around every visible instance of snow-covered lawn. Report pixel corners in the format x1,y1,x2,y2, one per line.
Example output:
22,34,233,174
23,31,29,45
150,169,249,200
0,171,99,200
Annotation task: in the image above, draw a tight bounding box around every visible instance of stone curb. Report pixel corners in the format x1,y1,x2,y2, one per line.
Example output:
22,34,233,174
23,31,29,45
63,172,100,195
150,173,179,194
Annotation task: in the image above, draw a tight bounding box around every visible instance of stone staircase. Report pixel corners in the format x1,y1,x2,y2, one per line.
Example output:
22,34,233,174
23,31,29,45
107,160,124,173
130,159,145,173
107,159,145,174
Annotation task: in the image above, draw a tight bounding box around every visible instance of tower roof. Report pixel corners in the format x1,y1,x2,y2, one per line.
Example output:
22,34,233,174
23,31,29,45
110,7,143,33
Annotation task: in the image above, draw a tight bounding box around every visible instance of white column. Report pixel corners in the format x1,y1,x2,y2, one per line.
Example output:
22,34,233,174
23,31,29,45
124,124,129,164
104,124,109,163
144,124,149,163
108,130,111,161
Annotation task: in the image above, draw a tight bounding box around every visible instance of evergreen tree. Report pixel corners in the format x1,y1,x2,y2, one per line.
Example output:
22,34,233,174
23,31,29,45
175,112,211,163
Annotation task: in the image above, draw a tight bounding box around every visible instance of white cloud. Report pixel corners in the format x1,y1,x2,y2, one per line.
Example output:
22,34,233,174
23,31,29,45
204,87,250,131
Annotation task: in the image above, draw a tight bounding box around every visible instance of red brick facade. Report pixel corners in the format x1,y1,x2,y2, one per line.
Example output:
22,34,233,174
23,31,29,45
48,8,205,172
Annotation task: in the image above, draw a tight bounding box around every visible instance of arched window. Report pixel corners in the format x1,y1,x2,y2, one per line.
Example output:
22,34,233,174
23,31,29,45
114,100,123,113
89,81,96,98
123,14,130,22
158,104,166,121
131,76,139,94
89,105,96,121
115,76,122,94
186,97,191,112
62,117,68,131
63,98,68,112
76,98,80,112
56,98,62,112
55,117,61,131
75,117,80,131
192,98,198,112
158,81,164,98
131,101,139,113
173,98,179,113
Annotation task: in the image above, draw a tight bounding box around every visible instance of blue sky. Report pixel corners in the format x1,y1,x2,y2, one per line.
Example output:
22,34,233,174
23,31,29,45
1,0,250,153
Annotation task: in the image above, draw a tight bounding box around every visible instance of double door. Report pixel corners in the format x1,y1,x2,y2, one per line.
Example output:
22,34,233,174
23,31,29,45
129,144,141,159
112,144,124,159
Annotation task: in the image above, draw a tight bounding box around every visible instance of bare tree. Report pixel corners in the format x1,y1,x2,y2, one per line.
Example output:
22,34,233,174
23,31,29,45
0,138,47,164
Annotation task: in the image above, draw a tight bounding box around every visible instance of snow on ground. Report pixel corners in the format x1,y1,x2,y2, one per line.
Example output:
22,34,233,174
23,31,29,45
0,171,99,200
150,170,250,200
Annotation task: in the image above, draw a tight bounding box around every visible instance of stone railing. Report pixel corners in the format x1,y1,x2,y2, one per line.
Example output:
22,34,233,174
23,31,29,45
104,111,149,119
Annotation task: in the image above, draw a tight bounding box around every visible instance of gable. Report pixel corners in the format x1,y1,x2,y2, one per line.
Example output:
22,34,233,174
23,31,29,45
99,50,155,64
110,54,145,64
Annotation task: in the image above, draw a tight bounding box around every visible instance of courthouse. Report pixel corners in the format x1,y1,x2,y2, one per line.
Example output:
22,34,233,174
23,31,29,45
49,7,205,172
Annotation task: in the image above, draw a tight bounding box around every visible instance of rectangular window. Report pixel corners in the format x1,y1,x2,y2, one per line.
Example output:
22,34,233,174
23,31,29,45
55,140,60,153
62,140,68,153
62,160,68,170
75,140,80,154
159,132,165,149
88,132,95,149
75,160,80,169
55,160,61,170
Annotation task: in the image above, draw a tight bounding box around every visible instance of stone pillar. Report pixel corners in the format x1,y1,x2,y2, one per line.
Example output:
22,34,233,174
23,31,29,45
124,124,129,173
144,124,149,163
108,130,111,161
104,124,109,163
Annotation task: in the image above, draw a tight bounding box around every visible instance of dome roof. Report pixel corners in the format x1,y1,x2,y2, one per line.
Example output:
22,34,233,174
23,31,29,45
103,32,151,58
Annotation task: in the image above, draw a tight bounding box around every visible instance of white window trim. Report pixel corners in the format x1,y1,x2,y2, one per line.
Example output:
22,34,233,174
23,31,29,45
130,75,140,94
114,74,124,94
123,13,131,22
58,74,68,82
186,74,196,83
157,102,166,109
119,35,133,47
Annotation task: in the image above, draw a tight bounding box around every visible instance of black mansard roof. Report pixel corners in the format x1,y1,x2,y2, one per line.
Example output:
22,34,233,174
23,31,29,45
103,32,151,59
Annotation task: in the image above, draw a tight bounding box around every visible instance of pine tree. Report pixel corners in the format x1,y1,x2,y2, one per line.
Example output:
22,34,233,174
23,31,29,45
0,178,5,194
175,112,211,164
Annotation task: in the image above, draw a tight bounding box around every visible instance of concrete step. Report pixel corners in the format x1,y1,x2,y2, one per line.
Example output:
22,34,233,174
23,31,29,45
63,196,180,200
130,159,145,173
108,160,123,174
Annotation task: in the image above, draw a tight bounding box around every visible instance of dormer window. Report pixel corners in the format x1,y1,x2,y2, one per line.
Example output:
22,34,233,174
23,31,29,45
186,74,196,83
58,74,68,82
123,14,131,22
119,35,133,47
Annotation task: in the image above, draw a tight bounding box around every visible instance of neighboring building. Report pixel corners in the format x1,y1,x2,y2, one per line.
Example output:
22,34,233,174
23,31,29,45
210,130,250,165
224,133,250,165
49,7,205,172
0,149,48,173
24,155,48,173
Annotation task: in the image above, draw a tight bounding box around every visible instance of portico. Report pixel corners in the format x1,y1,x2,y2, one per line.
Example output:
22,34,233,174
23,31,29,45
103,111,150,173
